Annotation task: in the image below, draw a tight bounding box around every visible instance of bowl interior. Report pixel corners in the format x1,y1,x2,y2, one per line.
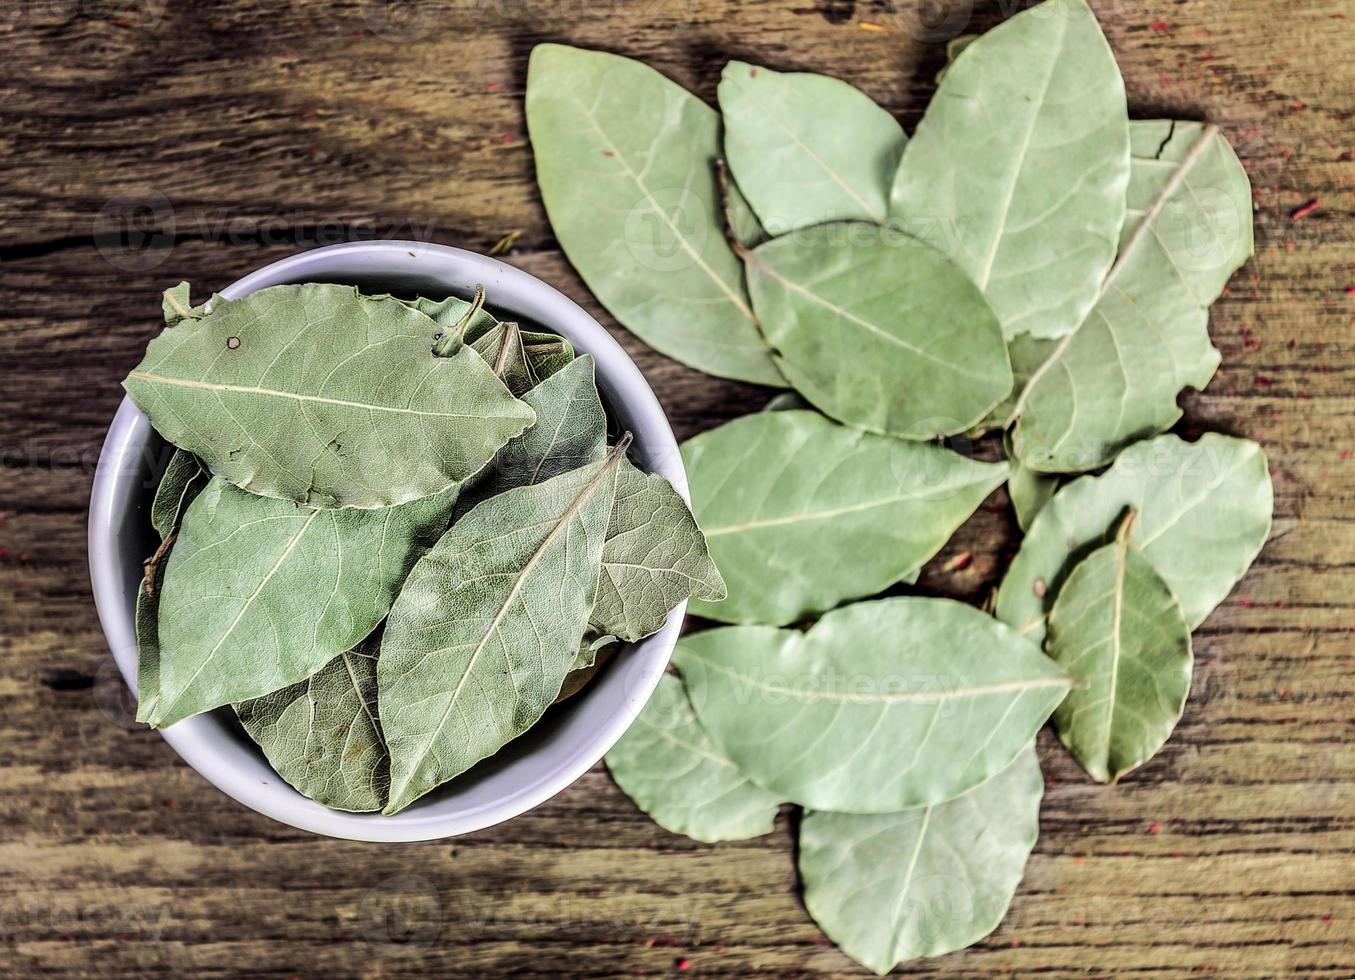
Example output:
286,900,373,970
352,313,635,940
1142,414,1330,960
89,241,685,841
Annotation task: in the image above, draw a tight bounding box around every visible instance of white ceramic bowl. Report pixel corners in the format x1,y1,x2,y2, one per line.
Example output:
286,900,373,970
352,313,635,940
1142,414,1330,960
88,241,687,841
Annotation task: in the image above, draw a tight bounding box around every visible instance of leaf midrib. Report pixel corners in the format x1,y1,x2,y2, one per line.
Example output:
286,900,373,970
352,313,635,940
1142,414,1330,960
128,372,498,421
400,452,623,797
569,91,756,324
888,805,934,960
702,480,994,537
747,259,997,383
158,508,321,723
1101,536,1128,774
1006,125,1220,428
731,75,886,223
696,658,1069,704
972,14,1068,291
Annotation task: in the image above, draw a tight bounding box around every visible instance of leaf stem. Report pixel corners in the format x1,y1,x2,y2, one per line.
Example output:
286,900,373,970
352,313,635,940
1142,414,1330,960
1115,507,1138,547
714,159,752,262
432,284,486,357
162,288,196,324
493,322,521,378
141,531,177,598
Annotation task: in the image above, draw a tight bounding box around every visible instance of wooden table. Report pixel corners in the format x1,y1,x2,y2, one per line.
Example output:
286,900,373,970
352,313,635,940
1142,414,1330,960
3,0,1351,975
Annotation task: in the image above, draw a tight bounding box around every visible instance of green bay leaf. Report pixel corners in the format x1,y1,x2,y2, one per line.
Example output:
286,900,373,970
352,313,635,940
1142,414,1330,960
123,283,534,509
888,0,1130,341
675,598,1070,812
1009,121,1253,473
134,573,166,724
378,448,624,814
606,672,781,842
234,637,389,812
145,477,458,727
1046,512,1193,783
682,411,1007,626
744,226,1011,439
997,433,1272,647
526,44,782,386
719,60,906,232
800,743,1042,974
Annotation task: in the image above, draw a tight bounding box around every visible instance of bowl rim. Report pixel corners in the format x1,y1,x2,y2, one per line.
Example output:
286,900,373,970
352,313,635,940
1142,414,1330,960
87,240,687,841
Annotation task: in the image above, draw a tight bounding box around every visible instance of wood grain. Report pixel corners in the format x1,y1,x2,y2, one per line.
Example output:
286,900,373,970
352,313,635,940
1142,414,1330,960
2,0,1352,975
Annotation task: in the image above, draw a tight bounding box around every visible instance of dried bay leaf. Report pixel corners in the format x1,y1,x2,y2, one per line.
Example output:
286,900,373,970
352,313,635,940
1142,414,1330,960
460,353,719,642
743,226,1012,439
455,354,608,516
1004,433,1057,532
682,411,1007,626
888,0,1130,341
606,672,781,842
234,637,389,812
762,391,811,413
149,449,207,539
123,283,534,509
725,171,769,250
1045,512,1193,783
519,330,576,380
133,573,167,724
997,433,1272,647
489,353,608,490
554,634,621,704
592,461,725,642
1008,460,1058,532
378,446,626,814
135,449,210,723
144,477,459,727
526,43,784,386
471,321,537,396
675,598,1070,812
398,291,498,343
719,61,906,232
799,743,1042,974
971,332,1058,436
407,287,576,389
160,281,209,328
1008,121,1253,472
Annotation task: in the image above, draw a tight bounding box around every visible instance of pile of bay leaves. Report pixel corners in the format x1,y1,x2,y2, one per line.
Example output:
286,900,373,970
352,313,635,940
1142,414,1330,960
526,0,1273,971
123,281,724,815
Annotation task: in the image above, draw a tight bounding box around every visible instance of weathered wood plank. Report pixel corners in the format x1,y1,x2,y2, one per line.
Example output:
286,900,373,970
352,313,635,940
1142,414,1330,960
2,0,1353,975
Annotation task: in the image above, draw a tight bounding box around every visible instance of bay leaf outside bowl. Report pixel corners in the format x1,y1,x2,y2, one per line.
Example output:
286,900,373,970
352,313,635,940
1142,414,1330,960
87,240,687,841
